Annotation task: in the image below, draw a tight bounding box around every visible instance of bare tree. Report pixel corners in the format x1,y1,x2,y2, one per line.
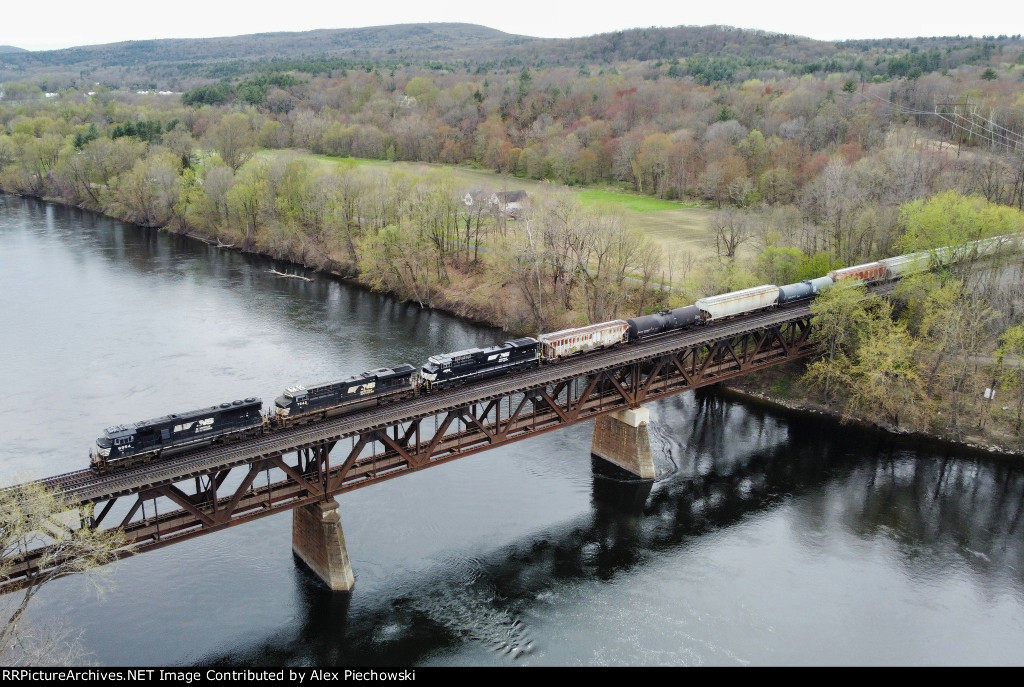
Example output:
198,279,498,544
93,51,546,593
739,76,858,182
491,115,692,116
1,480,130,664
710,207,751,259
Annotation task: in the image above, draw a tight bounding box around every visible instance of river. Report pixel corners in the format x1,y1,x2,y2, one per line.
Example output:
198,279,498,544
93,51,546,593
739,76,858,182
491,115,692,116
1,194,1022,667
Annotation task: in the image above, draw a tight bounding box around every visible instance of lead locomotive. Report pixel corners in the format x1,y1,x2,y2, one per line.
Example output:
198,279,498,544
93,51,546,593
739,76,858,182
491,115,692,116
90,398,264,473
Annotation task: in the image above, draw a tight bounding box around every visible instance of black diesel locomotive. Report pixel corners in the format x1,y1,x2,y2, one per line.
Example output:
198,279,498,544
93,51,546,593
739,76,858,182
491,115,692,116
89,234,1018,474
272,364,417,426
419,338,540,390
90,398,264,473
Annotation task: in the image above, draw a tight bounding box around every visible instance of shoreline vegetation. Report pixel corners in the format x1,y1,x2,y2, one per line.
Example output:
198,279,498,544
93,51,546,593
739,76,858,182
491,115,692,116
719,365,1024,459
3,27,1024,456
6,185,1024,459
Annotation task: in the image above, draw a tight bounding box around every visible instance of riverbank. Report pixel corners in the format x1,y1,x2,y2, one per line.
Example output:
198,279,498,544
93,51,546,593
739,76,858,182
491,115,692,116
179,220,533,335
7,190,1024,460
720,363,1024,459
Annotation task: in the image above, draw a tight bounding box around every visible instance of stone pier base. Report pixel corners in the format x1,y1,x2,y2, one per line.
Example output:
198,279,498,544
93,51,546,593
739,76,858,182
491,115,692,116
590,406,656,480
292,499,355,591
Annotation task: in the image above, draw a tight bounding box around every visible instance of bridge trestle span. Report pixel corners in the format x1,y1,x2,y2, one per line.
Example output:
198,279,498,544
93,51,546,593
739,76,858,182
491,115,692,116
1,313,817,593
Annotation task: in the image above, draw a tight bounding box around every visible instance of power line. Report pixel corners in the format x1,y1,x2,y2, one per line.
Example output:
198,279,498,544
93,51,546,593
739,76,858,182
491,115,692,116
934,99,1024,153
856,89,1024,155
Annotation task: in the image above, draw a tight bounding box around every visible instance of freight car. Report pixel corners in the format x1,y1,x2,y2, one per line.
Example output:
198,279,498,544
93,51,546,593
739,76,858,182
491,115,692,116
626,305,700,341
776,276,834,305
90,397,264,473
877,252,932,280
695,284,781,323
827,262,888,284
539,320,629,361
272,364,417,426
419,337,541,390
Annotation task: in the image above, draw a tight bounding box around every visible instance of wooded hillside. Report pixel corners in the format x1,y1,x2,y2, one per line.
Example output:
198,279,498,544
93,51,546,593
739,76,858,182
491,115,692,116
2,21,1024,449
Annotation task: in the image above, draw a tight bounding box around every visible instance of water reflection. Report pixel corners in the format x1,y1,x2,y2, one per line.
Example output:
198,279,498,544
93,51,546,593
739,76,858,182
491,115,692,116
0,195,506,481
5,194,1024,667
197,392,1024,667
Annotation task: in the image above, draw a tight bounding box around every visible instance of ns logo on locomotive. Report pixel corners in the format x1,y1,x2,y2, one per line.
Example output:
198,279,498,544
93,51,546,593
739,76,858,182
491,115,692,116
89,235,1018,473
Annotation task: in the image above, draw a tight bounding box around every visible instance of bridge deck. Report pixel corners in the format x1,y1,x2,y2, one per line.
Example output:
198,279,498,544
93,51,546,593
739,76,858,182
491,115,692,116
44,297,823,504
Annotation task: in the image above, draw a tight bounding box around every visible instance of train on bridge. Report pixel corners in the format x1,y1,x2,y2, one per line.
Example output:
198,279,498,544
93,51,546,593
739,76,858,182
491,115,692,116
89,234,1018,474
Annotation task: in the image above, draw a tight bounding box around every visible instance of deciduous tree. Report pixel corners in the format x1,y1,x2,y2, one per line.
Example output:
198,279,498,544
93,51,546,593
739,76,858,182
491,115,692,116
994,324,1024,433
204,112,257,172
0,480,129,664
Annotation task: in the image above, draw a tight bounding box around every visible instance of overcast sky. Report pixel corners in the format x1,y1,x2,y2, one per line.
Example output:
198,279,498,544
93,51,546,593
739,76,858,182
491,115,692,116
4,0,1020,52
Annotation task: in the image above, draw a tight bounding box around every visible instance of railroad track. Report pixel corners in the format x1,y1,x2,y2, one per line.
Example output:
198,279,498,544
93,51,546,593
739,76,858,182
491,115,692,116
18,282,896,505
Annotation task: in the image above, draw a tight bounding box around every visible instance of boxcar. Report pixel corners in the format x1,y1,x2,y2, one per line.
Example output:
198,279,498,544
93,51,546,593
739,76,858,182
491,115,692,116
539,321,628,360
91,397,264,473
420,338,540,390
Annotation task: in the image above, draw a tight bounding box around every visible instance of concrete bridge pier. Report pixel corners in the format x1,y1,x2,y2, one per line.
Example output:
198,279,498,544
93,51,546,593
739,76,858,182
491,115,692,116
292,498,355,591
590,406,656,481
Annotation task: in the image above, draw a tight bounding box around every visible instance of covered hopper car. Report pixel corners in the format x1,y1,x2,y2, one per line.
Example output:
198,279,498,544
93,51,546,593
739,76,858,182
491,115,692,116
539,321,629,360
827,262,888,283
695,285,781,323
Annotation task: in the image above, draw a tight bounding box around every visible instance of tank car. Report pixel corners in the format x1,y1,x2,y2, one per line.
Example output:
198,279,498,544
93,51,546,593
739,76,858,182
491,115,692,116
90,397,264,473
695,285,780,323
420,337,540,391
626,305,700,341
777,276,834,305
273,364,417,426
538,321,628,361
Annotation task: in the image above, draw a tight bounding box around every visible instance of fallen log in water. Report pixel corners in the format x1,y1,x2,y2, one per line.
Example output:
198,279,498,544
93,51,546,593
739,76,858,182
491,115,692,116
267,269,313,282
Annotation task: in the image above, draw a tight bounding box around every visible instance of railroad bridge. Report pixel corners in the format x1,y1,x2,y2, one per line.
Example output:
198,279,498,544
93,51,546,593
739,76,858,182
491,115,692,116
2,297,833,592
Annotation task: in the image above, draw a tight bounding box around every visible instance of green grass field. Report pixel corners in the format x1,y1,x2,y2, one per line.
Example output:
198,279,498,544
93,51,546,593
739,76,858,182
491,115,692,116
576,188,702,212
258,150,718,259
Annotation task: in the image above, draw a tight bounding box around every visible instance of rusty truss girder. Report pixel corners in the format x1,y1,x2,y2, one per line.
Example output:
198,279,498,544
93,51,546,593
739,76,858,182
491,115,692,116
96,316,814,545
0,315,815,592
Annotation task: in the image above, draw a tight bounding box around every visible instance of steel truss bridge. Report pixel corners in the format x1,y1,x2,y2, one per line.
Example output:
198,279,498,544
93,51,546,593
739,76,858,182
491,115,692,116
2,299,828,591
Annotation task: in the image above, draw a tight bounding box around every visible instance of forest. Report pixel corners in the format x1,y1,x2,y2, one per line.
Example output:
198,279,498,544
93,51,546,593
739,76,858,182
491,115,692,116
2,22,1024,452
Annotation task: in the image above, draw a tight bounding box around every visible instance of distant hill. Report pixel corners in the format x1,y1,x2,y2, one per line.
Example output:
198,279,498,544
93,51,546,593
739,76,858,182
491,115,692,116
0,22,1019,90
0,45,27,53
0,23,528,69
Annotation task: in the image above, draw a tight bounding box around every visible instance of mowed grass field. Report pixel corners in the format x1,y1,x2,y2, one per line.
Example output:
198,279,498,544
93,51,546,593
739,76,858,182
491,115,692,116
258,151,721,260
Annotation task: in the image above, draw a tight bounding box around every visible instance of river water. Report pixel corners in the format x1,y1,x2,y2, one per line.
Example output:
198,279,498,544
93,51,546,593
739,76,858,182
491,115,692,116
1,194,1023,667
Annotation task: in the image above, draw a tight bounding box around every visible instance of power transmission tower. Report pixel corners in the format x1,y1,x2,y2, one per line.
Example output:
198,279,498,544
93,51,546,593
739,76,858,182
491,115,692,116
935,97,1024,155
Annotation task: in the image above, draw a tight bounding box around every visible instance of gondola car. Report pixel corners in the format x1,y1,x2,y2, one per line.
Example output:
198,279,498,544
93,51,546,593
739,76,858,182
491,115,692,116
272,364,417,426
538,320,629,361
90,397,264,473
419,338,540,390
